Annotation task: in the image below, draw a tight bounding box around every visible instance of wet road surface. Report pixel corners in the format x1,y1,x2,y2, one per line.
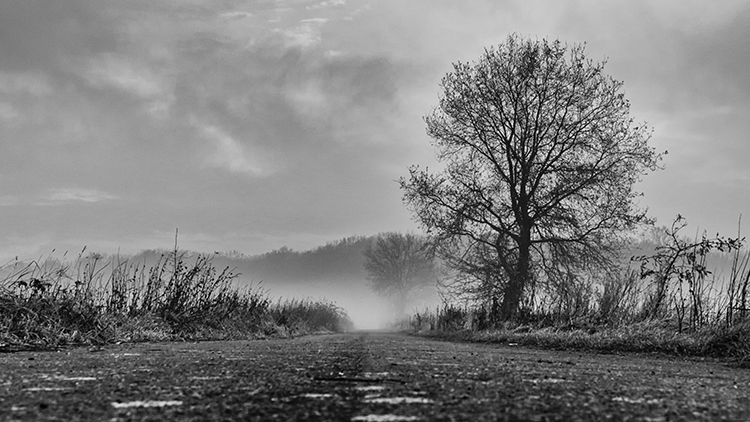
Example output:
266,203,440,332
1,332,749,421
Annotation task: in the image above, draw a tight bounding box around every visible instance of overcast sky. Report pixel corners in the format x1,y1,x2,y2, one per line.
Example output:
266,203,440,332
0,0,748,260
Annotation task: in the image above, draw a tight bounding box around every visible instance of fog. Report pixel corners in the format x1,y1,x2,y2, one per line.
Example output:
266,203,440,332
257,279,441,330
259,281,392,330
126,235,444,330
208,235,442,330
0,237,443,330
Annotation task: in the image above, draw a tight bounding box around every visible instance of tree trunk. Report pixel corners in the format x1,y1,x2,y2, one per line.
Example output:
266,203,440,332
500,228,531,320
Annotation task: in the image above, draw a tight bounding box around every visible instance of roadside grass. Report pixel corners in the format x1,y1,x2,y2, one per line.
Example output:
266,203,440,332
0,248,352,350
402,221,750,365
403,304,750,365
269,298,354,336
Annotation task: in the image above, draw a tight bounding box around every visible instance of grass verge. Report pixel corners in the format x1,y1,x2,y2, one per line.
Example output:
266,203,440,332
403,306,750,366
0,248,353,350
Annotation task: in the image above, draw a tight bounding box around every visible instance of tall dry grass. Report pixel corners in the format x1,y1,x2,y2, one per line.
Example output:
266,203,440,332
0,246,352,350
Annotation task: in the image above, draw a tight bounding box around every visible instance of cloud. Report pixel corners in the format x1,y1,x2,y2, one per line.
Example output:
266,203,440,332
309,0,346,9
0,0,431,255
85,54,164,99
83,53,175,119
284,78,328,119
200,124,268,176
44,188,119,204
0,196,19,207
220,11,254,20
0,0,121,74
0,71,52,96
277,25,322,49
0,0,745,257
300,18,329,24
0,102,20,123
0,71,53,125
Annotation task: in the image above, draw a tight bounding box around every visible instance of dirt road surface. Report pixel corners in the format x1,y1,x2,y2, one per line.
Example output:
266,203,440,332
1,332,749,421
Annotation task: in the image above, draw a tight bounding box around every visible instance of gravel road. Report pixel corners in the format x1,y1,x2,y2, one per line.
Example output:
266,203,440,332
1,332,749,421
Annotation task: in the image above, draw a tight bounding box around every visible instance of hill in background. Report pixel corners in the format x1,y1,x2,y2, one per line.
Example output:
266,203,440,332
220,235,371,285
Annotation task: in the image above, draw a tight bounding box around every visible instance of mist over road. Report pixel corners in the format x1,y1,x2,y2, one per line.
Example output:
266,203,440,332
1,333,748,421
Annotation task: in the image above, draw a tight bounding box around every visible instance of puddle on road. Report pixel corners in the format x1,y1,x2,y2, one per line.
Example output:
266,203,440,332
363,372,390,378
21,375,97,392
351,415,420,421
38,375,97,382
111,353,141,358
355,385,386,392
111,400,183,409
612,397,663,405
302,393,337,399
364,397,433,404
54,376,97,381
523,378,568,384
24,387,72,392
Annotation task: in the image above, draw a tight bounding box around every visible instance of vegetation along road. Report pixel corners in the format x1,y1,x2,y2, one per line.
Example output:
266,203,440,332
1,332,749,421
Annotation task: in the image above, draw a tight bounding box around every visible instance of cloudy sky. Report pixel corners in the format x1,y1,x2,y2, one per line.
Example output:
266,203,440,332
0,0,748,260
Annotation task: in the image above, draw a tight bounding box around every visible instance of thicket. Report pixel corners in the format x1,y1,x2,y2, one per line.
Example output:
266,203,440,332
0,246,352,350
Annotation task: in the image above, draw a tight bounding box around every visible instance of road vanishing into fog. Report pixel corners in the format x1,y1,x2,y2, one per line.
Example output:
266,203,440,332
1,332,749,421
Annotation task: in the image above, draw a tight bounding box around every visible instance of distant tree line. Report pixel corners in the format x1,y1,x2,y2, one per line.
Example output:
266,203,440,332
237,236,371,283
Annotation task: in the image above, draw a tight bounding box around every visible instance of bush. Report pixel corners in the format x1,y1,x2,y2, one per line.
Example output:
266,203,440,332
269,298,354,334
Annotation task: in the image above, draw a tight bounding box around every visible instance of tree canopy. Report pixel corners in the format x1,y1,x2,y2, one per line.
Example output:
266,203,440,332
400,35,662,319
363,232,436,316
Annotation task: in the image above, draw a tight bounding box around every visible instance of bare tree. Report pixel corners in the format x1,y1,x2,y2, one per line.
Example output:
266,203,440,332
400,35,662,320
364,232,436,316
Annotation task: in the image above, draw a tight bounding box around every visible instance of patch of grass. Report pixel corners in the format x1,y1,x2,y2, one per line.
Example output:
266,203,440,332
403,306,750,364
403,232,750,364
0,248,352,350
